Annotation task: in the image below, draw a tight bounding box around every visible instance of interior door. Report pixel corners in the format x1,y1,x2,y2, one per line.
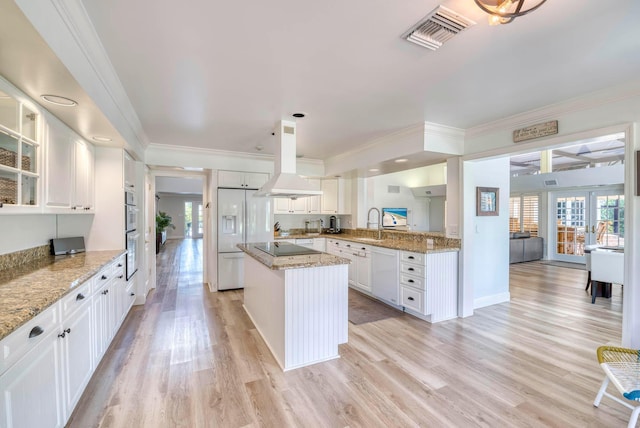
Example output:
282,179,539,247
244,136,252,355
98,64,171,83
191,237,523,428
553,192,589,263
553,188,625,262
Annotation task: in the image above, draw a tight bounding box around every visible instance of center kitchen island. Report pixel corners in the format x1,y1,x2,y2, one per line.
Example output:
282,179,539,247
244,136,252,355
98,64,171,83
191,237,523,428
238,242,350,371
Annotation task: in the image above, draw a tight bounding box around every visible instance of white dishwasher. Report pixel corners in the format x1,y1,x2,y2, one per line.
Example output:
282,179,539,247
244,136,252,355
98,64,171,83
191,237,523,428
370,246,399,305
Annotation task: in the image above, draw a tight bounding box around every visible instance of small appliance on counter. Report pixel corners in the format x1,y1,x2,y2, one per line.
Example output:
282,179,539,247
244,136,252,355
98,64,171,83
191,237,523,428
328,215,341,234
50,237,86,255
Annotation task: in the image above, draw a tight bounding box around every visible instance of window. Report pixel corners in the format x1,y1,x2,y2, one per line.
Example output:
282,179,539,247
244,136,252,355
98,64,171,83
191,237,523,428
0,90,39,206
510,194,539,237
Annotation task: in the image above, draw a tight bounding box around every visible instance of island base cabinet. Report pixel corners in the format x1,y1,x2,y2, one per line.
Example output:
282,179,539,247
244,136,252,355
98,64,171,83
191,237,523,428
0,329,64,428
243,256,348,371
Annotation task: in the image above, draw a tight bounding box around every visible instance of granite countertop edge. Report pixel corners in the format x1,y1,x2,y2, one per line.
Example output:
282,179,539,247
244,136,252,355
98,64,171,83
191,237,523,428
0,250,126,341
274,234,460,254
238,244,351,270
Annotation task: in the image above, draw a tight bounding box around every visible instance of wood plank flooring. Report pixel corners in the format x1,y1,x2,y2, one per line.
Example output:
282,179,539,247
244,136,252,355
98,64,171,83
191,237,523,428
67,240,629,427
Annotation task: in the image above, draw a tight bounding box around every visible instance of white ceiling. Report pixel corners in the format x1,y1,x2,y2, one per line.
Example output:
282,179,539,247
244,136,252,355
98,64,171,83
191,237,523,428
4,0,640,169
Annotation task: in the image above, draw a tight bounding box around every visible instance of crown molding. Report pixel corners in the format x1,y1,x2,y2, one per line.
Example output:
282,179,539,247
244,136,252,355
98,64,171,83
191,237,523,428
465,79,640,139
16,0,149,155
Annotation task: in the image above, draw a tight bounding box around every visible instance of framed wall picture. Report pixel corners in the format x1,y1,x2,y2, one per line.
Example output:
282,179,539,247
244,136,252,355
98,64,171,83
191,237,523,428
476,187,499,216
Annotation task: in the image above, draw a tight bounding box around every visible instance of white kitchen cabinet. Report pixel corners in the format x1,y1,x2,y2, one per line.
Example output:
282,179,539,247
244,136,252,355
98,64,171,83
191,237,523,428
44,121,74,209
274,196,307,214
327,239,370,291
306,178,321,214
0,326,63,428
321,178,350,214
355,247,371,292
312,238,326,252
72,140,94,210
59,301,93,417
123,151,136,191
44,117,95,212
218,170,269,189
0,255,135,428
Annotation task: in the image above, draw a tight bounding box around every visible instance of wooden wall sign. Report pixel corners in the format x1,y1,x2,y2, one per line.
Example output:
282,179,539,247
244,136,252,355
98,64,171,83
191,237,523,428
513,120,558,143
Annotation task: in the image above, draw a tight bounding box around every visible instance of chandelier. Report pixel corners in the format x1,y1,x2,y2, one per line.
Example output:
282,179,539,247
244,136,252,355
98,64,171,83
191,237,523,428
474,0,547,25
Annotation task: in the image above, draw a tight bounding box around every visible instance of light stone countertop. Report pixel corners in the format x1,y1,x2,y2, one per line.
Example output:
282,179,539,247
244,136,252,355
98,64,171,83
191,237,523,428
0,250,126,341
274,233,460,254
238,243,350,270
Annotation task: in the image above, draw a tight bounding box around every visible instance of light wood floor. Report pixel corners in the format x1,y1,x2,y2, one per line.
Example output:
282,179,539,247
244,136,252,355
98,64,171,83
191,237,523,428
67,240,629,427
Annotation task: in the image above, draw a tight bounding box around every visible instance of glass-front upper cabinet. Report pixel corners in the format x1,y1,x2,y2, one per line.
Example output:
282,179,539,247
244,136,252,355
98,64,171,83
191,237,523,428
0,90,39,207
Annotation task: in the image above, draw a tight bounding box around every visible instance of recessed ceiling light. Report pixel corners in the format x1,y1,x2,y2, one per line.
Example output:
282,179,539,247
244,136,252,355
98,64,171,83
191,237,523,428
41,94,77,107
395,158,409,163
92,136,112,142
369,168,380,172
292,112,306,118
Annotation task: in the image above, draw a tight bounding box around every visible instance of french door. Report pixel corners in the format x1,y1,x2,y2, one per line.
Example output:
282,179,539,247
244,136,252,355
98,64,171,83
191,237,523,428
184,201,204,239
553,188,624,263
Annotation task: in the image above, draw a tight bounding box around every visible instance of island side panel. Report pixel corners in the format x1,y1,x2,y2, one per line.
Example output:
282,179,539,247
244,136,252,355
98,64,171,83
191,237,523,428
243,255,286,369
284,264,348,370
425,251,459,323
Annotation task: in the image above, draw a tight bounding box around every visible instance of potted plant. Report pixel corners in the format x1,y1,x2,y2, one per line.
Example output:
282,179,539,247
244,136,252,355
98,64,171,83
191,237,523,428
156,211,175,253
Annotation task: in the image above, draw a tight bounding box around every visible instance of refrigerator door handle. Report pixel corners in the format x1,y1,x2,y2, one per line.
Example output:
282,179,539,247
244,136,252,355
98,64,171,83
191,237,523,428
242,197,247,243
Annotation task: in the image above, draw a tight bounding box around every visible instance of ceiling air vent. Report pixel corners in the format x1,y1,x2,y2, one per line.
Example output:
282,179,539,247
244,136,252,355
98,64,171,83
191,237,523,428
402,5,475,51
544,179,559,187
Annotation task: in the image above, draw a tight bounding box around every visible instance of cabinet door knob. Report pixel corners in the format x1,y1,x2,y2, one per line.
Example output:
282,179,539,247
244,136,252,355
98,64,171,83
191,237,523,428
118,275,124,279
101,275,107,280
76,293,85,301
130,292,135,296
407,296,415,301
118,263,123,267
29,326,44,338
102,289,109,295
57,328,70,338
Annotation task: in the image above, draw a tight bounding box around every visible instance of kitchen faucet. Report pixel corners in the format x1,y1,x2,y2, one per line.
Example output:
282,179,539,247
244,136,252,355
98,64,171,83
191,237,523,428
367,207,382,240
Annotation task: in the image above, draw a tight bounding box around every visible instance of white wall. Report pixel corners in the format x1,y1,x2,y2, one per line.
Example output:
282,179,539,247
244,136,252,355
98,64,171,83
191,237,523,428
365,175,428,231
511,164,624,193
157,194,203,239
156,176,203,194
461,157,511,316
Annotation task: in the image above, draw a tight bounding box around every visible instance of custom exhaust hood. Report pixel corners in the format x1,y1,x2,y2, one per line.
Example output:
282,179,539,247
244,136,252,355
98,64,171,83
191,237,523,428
254,120,323,198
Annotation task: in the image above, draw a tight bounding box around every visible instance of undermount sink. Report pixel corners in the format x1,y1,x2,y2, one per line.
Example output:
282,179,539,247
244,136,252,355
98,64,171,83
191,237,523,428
355,238,384,242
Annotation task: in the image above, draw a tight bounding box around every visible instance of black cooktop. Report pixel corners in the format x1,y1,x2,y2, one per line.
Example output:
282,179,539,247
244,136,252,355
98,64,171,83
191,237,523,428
254,242,321,257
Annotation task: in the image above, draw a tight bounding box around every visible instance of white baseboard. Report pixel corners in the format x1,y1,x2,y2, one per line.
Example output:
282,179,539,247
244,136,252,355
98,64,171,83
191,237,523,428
474,292,510,309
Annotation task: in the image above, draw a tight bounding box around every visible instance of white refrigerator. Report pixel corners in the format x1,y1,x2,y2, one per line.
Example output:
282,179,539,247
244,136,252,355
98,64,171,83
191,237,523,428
217,188,272,290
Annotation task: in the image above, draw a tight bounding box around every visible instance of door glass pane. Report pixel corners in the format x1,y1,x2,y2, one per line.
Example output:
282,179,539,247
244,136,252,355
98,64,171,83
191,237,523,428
596,194,624,247
0,92,18,132
21,175,37,206
509,197,520,233
0,170,17,205
21,142,36,172
21,106,37,140
184,202,192,237
198,204,203,234
0,130,19,168
556,196,586,256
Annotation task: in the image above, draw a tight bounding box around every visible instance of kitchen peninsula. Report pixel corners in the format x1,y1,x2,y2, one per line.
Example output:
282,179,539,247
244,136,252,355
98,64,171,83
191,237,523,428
238,242,350,371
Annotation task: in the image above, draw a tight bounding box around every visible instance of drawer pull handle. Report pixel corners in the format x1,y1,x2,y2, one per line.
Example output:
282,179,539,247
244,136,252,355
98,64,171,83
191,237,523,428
76,293,85,301
361,247,366,250
408,279,415,283
101,275,107,280
58,328,71,339
408,268,414,271
29,326,43,338
118,263,123,267
408,256,415,260
407,296,415,301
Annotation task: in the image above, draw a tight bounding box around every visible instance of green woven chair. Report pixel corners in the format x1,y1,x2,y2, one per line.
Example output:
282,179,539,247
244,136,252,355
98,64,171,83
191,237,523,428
594,346,640,428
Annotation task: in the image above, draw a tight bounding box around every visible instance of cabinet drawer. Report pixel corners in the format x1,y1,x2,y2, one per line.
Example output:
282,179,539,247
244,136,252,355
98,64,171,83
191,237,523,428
400,251,425,265
400,273,425,290
400,262,424,277
61,279,92,318
400,286,424,314
0,303,60,375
